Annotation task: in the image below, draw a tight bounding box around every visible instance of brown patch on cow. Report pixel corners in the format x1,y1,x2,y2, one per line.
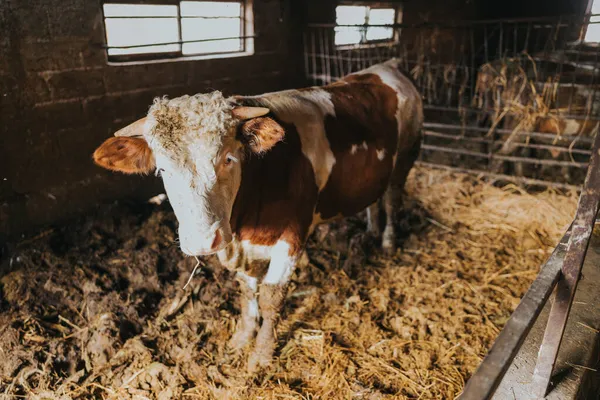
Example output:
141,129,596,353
230,121,318,255
316,73,415,219
240,117,285,154
536,117,599,158
536,118,564,158
537,117,599,136
93,137,155,174
536,117,562,136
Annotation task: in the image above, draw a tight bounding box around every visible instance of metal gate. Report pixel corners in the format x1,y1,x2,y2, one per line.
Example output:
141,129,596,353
304,15,600,189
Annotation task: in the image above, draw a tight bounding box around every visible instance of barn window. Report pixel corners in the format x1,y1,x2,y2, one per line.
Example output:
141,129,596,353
584,0,600,42
102,1,252,62
334,4,400,46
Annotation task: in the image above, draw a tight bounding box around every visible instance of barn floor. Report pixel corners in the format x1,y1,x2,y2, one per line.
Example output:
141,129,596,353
0,167,578,400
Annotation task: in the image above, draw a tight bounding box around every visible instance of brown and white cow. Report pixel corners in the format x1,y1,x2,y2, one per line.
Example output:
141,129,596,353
93,59,423,371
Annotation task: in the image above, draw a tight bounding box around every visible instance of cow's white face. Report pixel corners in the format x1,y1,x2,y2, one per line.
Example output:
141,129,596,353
152,134,244,256
93,91,284,256
145,93,243,255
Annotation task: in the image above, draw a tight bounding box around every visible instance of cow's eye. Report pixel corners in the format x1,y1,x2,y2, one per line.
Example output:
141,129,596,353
224,153,238,165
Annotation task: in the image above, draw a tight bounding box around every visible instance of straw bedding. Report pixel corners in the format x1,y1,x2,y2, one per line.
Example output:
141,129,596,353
0,166,577,399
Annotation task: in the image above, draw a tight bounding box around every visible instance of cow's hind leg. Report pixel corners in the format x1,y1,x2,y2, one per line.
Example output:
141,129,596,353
381,140,420,256
382,186,402,255
229,272,259,350
366,201,382,236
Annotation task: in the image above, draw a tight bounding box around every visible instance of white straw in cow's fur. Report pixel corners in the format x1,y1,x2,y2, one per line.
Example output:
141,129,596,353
183,256,201,290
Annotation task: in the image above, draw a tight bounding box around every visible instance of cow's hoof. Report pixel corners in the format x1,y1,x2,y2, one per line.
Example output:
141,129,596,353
247,343,275,373
382,243,396,257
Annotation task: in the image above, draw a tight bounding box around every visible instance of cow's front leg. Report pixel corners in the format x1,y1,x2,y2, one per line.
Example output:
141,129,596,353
228,272,259,350
248,241,297,372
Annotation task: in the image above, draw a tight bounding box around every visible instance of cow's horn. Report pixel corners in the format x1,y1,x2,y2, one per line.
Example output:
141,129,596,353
232,106,270,120
114,117,147,137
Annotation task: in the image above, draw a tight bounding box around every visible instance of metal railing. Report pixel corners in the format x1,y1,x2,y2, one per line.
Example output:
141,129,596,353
461,121,600,400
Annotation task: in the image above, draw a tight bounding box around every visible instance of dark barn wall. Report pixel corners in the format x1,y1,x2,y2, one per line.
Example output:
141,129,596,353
478,0,590,19
303,0,589,26
303,0,478,26
0,0,302,243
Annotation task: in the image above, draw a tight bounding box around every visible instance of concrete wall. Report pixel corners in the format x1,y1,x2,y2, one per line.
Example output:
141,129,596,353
0,0,303,243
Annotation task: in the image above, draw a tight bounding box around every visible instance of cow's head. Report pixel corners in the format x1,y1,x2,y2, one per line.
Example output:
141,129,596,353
93,92,284,255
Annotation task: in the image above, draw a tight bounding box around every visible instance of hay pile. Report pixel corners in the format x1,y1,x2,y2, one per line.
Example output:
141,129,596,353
0,167,577,399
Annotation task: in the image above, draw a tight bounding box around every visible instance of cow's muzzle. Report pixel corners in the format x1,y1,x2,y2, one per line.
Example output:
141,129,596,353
179,225,232,256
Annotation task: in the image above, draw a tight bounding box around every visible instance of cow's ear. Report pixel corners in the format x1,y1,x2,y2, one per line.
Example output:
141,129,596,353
240,117,285,154
93,137,155,174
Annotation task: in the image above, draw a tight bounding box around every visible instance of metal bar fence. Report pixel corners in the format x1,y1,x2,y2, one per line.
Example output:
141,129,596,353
530,128,600,397
458,223,572,399
305,15,600,188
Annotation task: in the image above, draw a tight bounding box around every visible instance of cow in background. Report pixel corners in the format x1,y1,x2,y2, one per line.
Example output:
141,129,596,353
473,56,599,181
93,59,423,371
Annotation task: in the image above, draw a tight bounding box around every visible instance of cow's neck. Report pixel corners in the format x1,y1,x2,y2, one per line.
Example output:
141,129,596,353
228,121,318,250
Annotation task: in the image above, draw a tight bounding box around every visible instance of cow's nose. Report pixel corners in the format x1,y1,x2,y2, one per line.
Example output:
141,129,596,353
210,229,223,251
